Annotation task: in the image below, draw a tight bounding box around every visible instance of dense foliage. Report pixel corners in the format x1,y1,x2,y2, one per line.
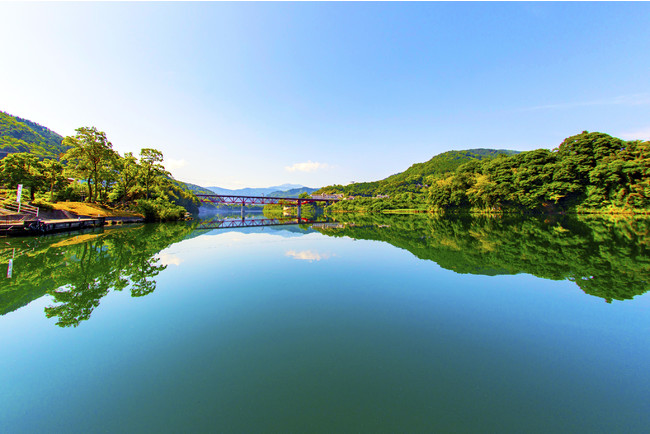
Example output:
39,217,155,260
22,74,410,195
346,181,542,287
427,132,649,213
0,111,68,159
315,213,650,303
328,192,427,213
323,132,649,214
0,126,199,220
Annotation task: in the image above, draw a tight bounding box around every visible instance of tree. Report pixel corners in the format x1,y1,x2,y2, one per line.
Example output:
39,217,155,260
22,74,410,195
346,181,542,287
111,152,141,203
62,127,117,202
41,159,67,201
0,152,44,200
139,148,170,199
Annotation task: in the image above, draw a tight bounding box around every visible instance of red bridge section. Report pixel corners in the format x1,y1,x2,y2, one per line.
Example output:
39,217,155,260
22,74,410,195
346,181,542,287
195,194,342,218
195,194,342,206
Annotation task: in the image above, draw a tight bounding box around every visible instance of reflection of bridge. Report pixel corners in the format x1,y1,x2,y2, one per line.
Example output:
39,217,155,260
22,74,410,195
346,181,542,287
195,194,341,218
195,217,324,230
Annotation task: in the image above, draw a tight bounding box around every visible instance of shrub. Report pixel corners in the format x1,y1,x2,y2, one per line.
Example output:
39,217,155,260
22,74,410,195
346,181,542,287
135,198,187,221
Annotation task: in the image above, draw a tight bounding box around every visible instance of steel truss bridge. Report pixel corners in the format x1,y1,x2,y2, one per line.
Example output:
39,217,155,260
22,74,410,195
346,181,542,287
195,194,341,218
195,217,323,230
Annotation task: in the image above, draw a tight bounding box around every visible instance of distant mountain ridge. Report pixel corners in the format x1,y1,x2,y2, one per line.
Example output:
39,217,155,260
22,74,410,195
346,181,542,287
183,182,319,209
267,187,318,198
0,111,68,159
206,184,311,197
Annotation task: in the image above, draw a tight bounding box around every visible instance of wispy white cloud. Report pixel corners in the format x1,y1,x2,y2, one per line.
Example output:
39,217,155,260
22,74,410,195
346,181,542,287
285,161,331,172
155,252,183,266
166,158,187,171
285,250,333,262
620,127,650,141
522,93,650,111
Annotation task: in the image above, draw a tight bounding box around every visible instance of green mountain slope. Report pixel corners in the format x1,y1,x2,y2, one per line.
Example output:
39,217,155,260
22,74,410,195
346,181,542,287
180,181,216,195
0,111,68,159
385,149,519,184
268,187,318,198
318,148,519,196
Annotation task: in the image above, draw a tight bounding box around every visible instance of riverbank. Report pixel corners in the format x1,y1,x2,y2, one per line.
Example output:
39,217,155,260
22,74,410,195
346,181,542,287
325,203,650,216
37,201,145,219
0,201,150,237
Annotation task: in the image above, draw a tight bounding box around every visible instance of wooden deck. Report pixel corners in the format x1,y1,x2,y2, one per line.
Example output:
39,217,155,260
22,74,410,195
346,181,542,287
0,218,105,237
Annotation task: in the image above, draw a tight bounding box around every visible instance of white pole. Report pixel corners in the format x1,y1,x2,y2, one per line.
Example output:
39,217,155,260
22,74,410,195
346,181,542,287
16,184,22,213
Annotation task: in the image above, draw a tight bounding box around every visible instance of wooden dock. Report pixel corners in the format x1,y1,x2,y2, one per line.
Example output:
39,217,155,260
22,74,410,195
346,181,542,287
1,217,106,237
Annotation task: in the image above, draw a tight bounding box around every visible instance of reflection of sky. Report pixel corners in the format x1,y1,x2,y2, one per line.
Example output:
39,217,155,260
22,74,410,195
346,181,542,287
1,228,650,431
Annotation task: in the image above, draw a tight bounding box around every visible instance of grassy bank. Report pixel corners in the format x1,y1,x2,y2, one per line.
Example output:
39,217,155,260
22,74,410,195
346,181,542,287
45,201,143,218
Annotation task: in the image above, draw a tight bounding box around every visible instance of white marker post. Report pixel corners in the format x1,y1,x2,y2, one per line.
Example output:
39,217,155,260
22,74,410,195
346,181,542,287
7,248,14,278
16,184,23,213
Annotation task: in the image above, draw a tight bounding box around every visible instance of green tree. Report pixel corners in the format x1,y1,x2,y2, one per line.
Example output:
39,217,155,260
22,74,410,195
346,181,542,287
62,127,117,202
0,152,44,200
139,148,169,199
41,159,67,202
110,152,141,203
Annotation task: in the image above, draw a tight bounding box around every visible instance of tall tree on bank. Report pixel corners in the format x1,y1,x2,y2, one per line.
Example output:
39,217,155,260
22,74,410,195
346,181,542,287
139,148,169,199
62,127,117,202
112,151,141,203
0,152,44,200
41,159,67,202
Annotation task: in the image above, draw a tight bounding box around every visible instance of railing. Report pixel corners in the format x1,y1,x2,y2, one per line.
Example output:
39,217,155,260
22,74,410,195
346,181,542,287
196,194,341,206
0,200,39,217
195,217,325,230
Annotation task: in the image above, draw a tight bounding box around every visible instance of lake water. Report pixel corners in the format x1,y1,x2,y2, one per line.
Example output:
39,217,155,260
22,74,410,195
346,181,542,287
1,214,649,432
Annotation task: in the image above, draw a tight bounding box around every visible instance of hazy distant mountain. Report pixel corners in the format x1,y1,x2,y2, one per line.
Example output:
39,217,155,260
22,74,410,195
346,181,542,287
206,184,307,196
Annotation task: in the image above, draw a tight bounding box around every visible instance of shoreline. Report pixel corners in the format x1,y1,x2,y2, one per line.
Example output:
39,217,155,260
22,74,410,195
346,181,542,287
325,207,650,216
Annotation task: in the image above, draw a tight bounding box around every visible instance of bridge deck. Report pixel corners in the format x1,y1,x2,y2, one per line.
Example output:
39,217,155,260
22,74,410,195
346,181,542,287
196,194,341,206
195,217,323,230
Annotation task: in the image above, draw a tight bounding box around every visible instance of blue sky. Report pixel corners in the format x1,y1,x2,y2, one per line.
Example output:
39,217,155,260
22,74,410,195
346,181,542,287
1,2,649,189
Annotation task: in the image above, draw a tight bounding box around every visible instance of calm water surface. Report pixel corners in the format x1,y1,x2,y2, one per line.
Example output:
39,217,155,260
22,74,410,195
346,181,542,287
1,215,649,432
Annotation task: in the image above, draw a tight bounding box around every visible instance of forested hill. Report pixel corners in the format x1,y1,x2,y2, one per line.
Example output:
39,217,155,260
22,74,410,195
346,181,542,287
268,187,318,198
0,111,68,159
384,148,520,184
317,148,519,196
180,181,216,196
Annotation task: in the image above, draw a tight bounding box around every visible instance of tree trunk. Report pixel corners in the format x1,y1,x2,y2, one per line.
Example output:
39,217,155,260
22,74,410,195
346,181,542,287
86,178,93,203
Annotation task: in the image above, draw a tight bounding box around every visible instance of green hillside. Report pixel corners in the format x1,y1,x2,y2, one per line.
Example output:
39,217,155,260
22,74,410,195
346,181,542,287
0,111,68,159
180,181,216,196
268,187,318,198
385,149,519,184
318,148,519,196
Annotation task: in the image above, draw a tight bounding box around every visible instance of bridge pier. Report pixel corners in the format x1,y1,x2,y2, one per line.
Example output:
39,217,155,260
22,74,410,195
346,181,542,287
241,204,245,219
297,200,302,219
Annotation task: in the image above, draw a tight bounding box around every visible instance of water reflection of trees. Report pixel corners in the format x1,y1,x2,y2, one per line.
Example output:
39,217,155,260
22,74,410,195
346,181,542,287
0,223,194,326
317,213,650,302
